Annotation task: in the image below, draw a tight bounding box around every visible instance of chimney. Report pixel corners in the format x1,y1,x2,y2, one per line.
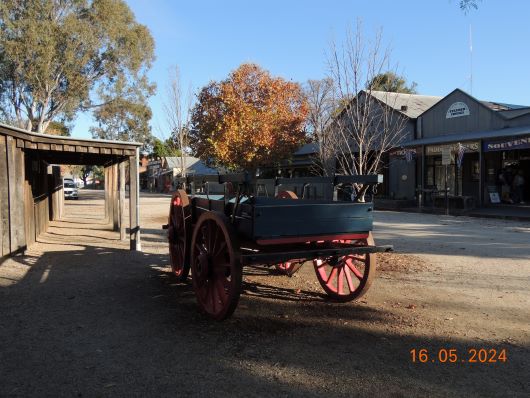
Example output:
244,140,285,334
401,105,408,112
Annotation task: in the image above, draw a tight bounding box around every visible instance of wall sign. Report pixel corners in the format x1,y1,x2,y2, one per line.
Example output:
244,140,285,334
483,136,530,152
446,102,470,119
426,142,479,155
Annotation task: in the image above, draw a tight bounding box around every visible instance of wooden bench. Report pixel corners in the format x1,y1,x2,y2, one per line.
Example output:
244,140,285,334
433,195,475,210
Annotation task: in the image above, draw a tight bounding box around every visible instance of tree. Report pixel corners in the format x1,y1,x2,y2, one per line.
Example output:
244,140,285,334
190,63,308,171
90,83,154,150
46,121,71,136
151,137,181,159
325,23,410,201
367,72,417,94
460,0,480,12
162,66,192,177
69,165,94,187
304,78,336,176
0,0,155,134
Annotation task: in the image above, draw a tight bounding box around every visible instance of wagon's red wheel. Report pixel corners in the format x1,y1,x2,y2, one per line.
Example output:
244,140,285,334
191,212,242,320
167,189,191,282
274,191,302,275
313,233,377,302
276,190,298,199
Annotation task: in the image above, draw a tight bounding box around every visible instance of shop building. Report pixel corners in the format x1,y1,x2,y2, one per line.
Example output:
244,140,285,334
403,89,530,207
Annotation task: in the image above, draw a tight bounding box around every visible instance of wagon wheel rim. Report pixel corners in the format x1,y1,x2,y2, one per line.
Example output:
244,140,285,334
313,233,377,302
274,191,302,275
168,189,191,281
191,212,242,320
276,190,298,199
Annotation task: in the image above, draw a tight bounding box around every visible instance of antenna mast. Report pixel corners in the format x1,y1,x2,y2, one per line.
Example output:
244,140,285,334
469,24,473,95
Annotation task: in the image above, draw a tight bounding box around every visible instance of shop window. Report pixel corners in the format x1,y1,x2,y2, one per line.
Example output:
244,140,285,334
471,160,480,181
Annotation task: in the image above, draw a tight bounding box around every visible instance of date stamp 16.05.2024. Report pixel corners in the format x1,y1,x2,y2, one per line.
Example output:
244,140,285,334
410,348,507,364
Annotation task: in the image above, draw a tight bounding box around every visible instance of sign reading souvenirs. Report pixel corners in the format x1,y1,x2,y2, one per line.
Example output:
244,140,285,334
483,136,530,152
446,102,470,119
426,141,479,155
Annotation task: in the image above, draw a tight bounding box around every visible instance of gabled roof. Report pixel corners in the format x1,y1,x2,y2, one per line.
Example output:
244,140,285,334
418,88,530,121
294,142,319,156
369,91,442,118
164,156,218,175
165,156,200,169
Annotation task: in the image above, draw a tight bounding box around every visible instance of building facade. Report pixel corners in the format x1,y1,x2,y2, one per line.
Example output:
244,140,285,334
404,89,530,207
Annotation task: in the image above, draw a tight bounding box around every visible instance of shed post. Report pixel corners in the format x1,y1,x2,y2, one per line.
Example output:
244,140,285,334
112,163,119,231
119,161,126,240
0,136,9,256
129,149,141,251
104,166,109,221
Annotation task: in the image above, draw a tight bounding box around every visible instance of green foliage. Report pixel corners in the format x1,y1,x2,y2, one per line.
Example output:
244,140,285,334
460,0,480,13
46,121,71,136
0,0,155,134
367,72,417,94
151,137,181,159
90,80,155,149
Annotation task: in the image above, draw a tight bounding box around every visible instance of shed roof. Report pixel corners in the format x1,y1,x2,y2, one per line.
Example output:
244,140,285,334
0,122,141,165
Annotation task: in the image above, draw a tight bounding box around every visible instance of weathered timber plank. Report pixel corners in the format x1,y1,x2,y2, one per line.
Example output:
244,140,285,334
119,161,126,240
112,163,119,231
129,153,141,251
37,143,51,151
0,136,9,256
11,139,26,251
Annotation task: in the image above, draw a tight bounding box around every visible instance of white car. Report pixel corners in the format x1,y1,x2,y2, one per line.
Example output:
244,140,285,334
63,179,79,200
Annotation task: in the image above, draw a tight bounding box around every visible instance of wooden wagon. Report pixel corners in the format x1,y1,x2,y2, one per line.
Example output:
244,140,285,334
163,174,392,320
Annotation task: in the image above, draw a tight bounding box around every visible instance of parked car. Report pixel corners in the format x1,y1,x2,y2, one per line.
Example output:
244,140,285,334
63,179,78,200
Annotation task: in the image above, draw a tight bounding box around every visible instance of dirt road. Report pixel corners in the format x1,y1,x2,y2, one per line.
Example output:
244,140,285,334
0,190,528,397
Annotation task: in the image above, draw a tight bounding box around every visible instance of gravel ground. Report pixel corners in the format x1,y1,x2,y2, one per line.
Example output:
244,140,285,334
0,190,528,397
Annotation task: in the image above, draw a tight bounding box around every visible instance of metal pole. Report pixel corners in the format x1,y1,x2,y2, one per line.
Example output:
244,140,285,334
445,164,449,215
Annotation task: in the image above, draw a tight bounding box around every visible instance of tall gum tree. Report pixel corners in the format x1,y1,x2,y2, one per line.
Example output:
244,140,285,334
0,0,155,135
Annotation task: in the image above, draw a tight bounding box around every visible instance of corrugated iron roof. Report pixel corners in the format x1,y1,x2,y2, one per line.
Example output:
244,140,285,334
369,91,442,118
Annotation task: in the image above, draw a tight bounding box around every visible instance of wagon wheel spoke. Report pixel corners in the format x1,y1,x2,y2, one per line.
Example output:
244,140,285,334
344,266,355,292
345,257,364,280
327,267,338,284
337,267,345,295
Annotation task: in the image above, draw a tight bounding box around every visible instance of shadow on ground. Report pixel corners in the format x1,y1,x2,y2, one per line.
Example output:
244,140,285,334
1,241,528,397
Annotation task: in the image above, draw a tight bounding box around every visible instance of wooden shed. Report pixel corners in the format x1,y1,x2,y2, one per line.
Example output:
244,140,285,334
0,123,142,261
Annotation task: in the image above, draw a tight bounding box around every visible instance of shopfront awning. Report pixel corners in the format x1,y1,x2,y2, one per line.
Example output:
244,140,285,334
402,125,530,148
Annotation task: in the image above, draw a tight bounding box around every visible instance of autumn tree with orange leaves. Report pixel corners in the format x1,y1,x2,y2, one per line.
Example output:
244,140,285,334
190,64,308,171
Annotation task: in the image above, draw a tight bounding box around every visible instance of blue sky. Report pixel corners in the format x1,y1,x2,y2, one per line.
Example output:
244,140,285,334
72,0,530,140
